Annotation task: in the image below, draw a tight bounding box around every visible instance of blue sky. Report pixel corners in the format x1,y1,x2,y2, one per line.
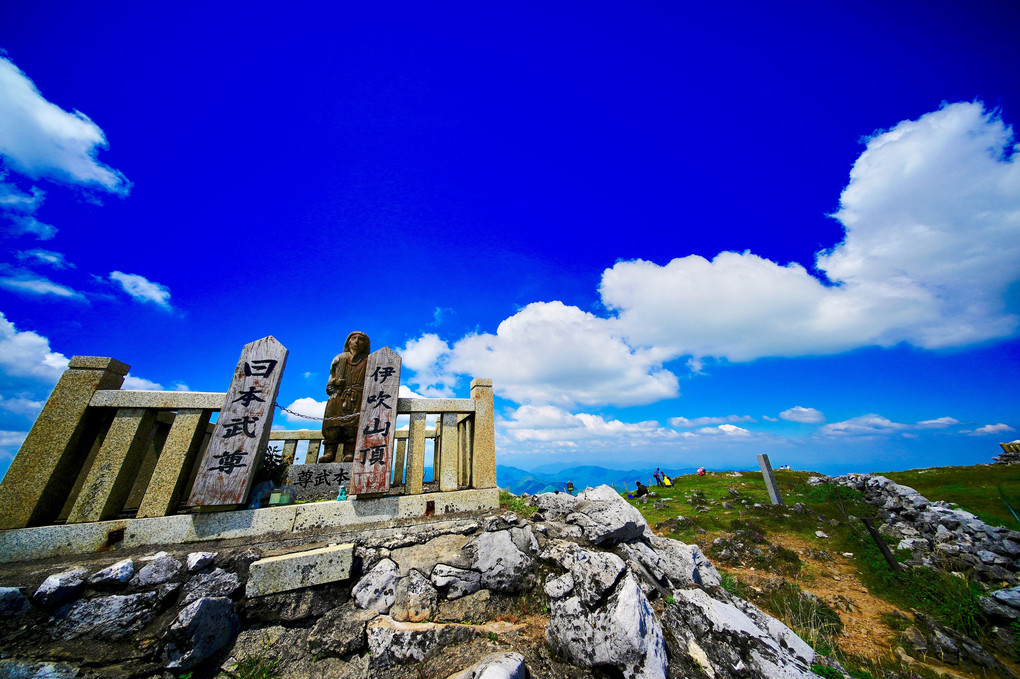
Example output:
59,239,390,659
1,1,1019,479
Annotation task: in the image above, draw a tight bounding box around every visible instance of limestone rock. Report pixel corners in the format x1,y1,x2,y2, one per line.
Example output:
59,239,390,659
647,536,721,588
567,485,651,546
131,554,183,587
164,596,240,670
468,530,533,593
447,652,528,679
993,586,1020,610
0,586,31,616
86,558,134,587
542,541,624,607
306,601,376,658
50,592,158,640
662,587,815,678
239,584,347,624
353,558,399,613
179,567,240,606
366,615,478,667
546,571,667,678
187,551,217,572
389,533,473,577
435,589,492,624
392,569,438,623
33,567,89,608
528,491,579,521
431,564,482,599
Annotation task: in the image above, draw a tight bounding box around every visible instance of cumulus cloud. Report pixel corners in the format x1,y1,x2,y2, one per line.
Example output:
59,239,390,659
400,302,679,407
0,56,129,239
968,423,1016,435
122,374,163,390
502,404,680,446
779,406,825,424
401,103,1020,412
696,424,753,437
669,415,755,427
820,413,962,437
0,394,45,417
110,271,171,308
0,311,68,384
601,102,1020,361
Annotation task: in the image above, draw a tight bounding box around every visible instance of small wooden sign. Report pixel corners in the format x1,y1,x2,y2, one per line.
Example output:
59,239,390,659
188,336,288,506
349,347,401,495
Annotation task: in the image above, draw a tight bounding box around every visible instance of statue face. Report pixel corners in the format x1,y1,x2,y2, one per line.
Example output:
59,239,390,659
348,334,366,354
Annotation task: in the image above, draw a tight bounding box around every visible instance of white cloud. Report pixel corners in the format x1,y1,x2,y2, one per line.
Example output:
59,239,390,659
779,407,825,424
0,394,45,417
0,311,69,384
401,302,679,408
0,430,28,463
820,413,962,437
122,374,163,390
0,56,129,241
0,57,129,192
969,423,1016,436
110,271,171,308
697,424,753,437
501,404,680,445
669,415,755,427
0,271,82,299
601,103,1020,362
172,382,190,392
16,249,73,269
281,397,327,426
917,417,960,429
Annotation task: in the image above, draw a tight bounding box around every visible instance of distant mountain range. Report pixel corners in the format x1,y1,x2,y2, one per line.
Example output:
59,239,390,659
495,464,697,496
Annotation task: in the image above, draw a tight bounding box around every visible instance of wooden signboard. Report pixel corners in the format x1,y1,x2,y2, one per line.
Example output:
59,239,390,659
349,346,401,496
188,336,288,506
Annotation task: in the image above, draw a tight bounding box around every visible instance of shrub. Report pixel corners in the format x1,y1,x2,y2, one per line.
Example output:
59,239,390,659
499,489,537,517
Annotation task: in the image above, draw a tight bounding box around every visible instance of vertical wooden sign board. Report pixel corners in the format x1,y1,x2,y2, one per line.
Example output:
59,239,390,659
188,336,288,506
349,347,401,496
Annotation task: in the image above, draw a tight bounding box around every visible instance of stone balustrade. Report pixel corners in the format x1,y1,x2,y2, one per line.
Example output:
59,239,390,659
0,356,495,530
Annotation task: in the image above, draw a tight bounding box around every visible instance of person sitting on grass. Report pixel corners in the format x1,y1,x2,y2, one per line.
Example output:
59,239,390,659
634,481,649,498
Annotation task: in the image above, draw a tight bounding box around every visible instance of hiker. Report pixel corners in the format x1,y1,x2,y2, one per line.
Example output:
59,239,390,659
566,481,574,495
697,467,706,476
634,481,649,498
662,473,673,487
653,468,663,485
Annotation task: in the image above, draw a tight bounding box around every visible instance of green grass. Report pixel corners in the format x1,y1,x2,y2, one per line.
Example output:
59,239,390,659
499,489,537,518
232,654,282,679
882,464,1020,530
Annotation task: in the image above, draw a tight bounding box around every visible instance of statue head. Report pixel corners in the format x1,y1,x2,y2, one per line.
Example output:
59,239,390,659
344,331,370,356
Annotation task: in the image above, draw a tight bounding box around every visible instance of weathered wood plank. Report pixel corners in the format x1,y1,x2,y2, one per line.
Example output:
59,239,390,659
393,439,407,486
350,347,401,495
187,336,288,506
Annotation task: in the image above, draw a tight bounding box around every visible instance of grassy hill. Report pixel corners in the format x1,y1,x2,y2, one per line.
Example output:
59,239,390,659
614,465,1020,679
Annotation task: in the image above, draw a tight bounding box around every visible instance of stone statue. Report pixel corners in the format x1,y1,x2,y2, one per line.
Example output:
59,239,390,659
319,331,370,463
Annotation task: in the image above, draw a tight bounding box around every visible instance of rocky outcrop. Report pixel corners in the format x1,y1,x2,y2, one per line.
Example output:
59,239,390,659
827,473,1020,586
0,485,822,679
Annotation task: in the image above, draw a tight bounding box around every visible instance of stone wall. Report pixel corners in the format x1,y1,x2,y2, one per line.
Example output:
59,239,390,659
0,486,832,679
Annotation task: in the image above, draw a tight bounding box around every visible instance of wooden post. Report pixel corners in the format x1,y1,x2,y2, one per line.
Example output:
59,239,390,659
188,336,288,506
350,347,402,495
862,517,903,573
0,356,129,529
469,378,496,489
405,412,426,495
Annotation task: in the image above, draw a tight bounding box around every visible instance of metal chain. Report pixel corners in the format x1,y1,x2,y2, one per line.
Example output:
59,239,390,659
273,402,360,423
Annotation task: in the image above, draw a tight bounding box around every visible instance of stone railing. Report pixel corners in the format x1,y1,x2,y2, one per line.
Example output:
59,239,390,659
0,356,495,530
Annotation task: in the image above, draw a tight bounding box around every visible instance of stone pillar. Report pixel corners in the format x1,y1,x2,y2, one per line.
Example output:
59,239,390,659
438,412,458,491
757,453,784,506
470,378,496,489
0,356,129,530
405,412,426,495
